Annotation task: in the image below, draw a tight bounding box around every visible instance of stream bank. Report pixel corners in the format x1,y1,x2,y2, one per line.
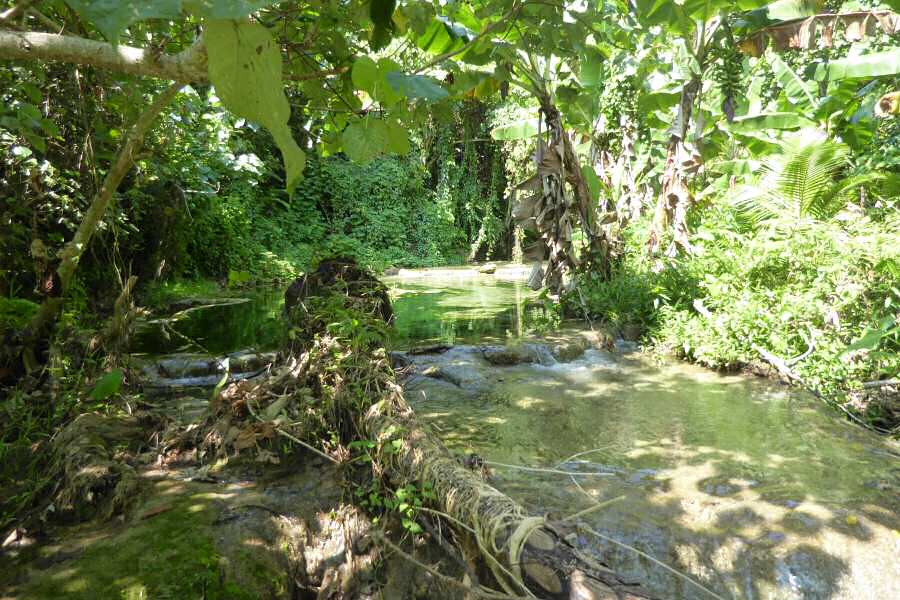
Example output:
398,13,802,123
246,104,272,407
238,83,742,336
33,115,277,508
3,264,899,599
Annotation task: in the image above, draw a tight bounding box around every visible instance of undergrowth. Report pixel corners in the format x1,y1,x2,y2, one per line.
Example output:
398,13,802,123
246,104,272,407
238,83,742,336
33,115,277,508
572,210,900,428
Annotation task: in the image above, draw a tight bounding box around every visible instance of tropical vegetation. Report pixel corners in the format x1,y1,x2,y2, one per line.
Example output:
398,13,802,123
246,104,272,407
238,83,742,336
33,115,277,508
0,0,898,597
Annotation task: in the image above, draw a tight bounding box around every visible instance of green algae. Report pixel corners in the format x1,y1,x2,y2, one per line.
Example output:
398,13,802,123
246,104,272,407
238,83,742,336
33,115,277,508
15,492,255,600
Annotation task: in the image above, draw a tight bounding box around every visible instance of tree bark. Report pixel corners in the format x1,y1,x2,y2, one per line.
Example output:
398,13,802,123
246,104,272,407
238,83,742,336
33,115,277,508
24,83,183,370
364,396,656,599
0,30,208,82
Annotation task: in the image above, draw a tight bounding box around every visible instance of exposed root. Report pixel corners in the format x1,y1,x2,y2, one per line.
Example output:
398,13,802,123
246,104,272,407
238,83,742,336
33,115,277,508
44,412,158,522
172,258,656,598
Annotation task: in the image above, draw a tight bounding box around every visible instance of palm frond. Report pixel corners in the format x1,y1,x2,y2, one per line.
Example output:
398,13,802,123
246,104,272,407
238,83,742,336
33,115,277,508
776,140,848,218
814,172,886,221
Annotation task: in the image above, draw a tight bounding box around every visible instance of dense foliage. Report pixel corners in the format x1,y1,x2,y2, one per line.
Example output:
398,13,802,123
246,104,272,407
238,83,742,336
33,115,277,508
0,0,898,484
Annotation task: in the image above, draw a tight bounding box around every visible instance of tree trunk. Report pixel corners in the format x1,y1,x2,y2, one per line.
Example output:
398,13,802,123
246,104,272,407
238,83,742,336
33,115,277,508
648,78,700,257
22,83,182,372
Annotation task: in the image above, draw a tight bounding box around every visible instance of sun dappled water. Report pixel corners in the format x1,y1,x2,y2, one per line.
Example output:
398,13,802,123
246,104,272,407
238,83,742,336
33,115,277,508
392,267,900,600
127,266,900,598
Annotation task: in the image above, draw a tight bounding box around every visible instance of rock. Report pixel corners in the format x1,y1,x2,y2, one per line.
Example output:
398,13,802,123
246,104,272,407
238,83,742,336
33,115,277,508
478,263,497,274
481,345,530,365
382,266,400,276
481,343,556,366
284,256,393,323
551,337,590,362
621,323,643,342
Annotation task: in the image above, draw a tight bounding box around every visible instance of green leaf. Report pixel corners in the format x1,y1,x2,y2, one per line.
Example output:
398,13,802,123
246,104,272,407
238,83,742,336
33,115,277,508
66,1,278,39
351,57,403,105
491,118,541,140
638,91,682,113
342,119,389,162
90,368,124,401
185,0,277,19
728,112,816,131
385,120,411,155
770,55,817,110
206,20,305,192
369,0,397,50
845,317,897,352
351,56,379,92
386,72,449,101
815,50,900,82
65,0,182,40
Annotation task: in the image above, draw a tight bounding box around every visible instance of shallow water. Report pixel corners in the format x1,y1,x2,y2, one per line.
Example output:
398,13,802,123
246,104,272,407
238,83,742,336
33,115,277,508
391,268,900,600
126,267,900,598
384,265,544,347
131,291,285,355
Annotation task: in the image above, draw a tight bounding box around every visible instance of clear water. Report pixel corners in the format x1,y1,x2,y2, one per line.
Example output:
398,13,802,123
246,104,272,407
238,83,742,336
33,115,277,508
128,267,900,598
131,291,285,355
391,269,900,600
385,266,545,347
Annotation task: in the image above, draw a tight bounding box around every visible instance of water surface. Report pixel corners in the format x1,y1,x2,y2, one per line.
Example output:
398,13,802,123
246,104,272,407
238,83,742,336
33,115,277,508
393,268,900,600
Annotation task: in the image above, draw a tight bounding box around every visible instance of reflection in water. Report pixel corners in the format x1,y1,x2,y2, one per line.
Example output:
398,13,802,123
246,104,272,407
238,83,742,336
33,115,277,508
131,291,286,355
385,268,543,347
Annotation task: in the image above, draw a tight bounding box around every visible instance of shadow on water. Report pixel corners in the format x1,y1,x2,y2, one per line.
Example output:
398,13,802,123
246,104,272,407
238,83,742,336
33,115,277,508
130,290,286,355
402,344,900,598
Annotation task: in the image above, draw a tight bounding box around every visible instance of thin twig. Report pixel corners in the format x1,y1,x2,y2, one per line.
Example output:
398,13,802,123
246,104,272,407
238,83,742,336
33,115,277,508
562,495,624,522
246,397,339,464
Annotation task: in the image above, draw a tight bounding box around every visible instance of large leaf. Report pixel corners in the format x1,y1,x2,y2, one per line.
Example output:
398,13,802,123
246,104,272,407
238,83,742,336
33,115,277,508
90,368,124,401
417,16,476,55
490,118,541,141
65,0,276,40
369,0,397,50
816,49,900,82
386,72,449,101
728,112,816,131
342,118,409,162
845,317,898,352
351,57,402,105
206,20,305,192
770,55,817,110
65,0,183,40
638,91,682,113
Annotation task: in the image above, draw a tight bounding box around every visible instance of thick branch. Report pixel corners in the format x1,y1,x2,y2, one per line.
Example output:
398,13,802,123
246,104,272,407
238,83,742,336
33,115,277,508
27,83,183,347
0,30,208,81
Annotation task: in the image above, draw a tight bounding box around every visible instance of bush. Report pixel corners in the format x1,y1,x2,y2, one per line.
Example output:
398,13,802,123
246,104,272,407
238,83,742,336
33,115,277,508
575,209,900,398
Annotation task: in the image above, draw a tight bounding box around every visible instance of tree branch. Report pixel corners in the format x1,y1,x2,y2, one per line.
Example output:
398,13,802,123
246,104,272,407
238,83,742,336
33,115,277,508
0,29,208,82
27,83,183,350
0,29,350,84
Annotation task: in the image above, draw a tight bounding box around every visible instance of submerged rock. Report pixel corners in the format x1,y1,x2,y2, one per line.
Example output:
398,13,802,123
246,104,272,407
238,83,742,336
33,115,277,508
481,343,556,366
478,263,497,274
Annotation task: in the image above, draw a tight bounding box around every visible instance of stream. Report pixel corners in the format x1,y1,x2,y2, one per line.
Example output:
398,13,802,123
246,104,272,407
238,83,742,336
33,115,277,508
130,264,900,599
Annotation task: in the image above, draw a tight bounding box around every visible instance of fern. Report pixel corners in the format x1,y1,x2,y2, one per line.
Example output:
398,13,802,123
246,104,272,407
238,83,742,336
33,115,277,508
728,138,886,230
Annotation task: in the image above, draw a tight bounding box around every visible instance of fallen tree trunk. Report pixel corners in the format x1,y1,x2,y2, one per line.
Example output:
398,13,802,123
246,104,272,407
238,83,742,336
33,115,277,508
364,392,655,599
